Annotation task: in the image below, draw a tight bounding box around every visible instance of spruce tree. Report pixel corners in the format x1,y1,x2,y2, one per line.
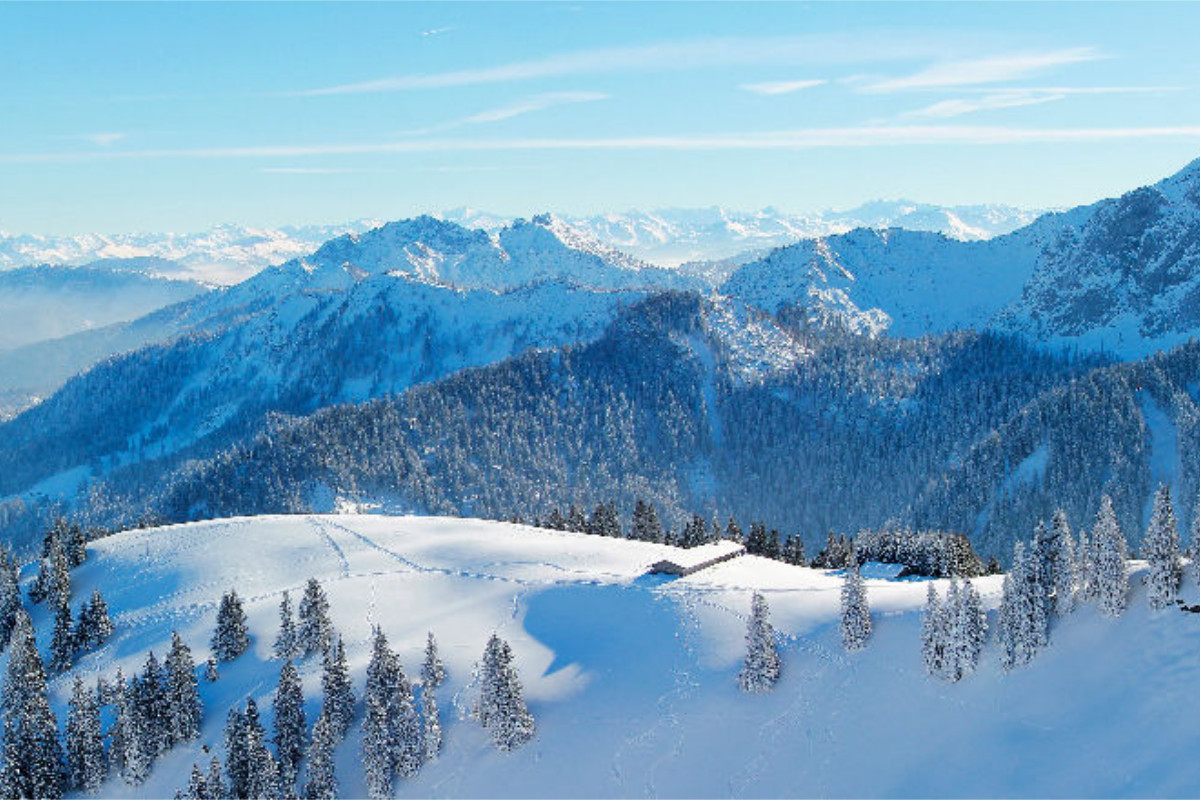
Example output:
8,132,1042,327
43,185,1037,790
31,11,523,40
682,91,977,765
1049,509,1078,616
942,580,964,681
1093,494,1130,617
74,589,114,653
421,688,441,763
840,560,872,651
298,579,333,657
49,596,76,673
274,591,299,660
998,541,1047,671
273,660,307,794
1144,484,1182,610
166,631,202,746
66,675,106,794
631,500,664,543
920,583,945,677
207,756,226,800
957,579,987,678
321,636,355,738
212,590,250,662
107,669,129,778
738,593,781,693
224,705,249,799
304,711,339,800
475,635,534,751
244,713,281,800
421,631,446,689
134,650,169,761
0,608,65,798
183,763,209,800
0,548,21,650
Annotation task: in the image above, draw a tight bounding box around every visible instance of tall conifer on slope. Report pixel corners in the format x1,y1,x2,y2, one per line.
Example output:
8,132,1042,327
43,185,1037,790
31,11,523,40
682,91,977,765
475,634,534,751
66,675,106,794
321,636,355,739
1190,490,1200,585
274,660,307,794
274,591,298,660
1093,494,1130,617
738,592,781,692
998,541,1047,671
921,583,945,677
212,590,250,662
362,627,401,799
840,561,872,652
49,596,75,673
1075,528,1096,603
166,631,201,746
299,579,333,657
0,608,64,799
421,631,446,689
1049,509,1078,616
304,711,339,800
956,579,987,678
421,688,441,763
0,548,21,650
1144,485,1182,610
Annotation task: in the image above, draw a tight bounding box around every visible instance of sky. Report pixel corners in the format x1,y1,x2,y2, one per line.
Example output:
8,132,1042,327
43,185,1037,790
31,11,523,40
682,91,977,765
3,1,1200,234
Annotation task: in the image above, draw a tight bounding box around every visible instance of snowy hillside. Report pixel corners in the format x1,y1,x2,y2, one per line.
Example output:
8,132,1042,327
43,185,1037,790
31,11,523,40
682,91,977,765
28,513,1200,798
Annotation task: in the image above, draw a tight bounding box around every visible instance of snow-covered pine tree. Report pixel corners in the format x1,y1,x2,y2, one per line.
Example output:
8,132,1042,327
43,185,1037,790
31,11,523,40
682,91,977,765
321,636,355,738
1144,484,1182,610
566,505,588,533
631,500,664,543
74,588,114,653
476,635,534,751
119,699,151,787
998,541,1047,671
274,590,298,660
957,579,987,678
205,658,219,683
921,583,945,677
942,580,964,681
393,671,422,778
107,669,129,777
66,675,106,794
782,535,807,566
1093,494,1130,617
206,756,225,800
166,631,201,746
362,627,401,798
0,548,21,650
303,711,339,800
49,595,75,673
421,631,445,689
738,592,781,692
680,515,707,548
840,560,872,651
273,659,307,794
1050,509,1078,616
212,590,250,661
1030,520,1055,617
223,705,249,799
244,709,282,800
1191,490,1200,586
421,687,441,763
134,650,169,761
586,501,621,538
1075,528,1095,603
0,608,65,799
298,578,333,657
182,762,208,800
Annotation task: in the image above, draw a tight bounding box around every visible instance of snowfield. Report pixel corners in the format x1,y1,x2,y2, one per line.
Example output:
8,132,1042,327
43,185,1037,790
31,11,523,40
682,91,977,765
26,514,1200,798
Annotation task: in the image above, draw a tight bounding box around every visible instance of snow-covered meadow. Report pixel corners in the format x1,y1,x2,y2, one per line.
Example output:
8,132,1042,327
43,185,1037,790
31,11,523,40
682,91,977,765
25,514,1200,798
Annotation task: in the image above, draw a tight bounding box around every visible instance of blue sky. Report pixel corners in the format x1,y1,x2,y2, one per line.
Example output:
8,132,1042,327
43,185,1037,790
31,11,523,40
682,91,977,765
3,2,1200,233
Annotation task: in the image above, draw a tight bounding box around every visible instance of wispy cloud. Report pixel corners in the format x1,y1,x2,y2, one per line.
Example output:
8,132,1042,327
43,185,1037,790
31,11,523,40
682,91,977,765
740,79,826,96
420,26,455,38
899,85,1183,119
289,34,961,96
863,48,1104,93
901,92,1067,119
11,125,1200,164
461,91,608,124
259,167,364,175
60,132,127,147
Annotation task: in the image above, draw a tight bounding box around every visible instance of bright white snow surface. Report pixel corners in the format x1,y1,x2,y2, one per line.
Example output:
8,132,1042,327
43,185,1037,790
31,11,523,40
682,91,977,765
35,514,1200,798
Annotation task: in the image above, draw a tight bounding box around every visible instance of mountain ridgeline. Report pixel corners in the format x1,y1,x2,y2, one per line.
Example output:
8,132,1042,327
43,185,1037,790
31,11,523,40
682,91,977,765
5,161,1200,561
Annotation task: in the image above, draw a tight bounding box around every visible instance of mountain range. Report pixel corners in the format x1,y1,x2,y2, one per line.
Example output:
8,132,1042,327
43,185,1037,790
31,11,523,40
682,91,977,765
2,158,1200,564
